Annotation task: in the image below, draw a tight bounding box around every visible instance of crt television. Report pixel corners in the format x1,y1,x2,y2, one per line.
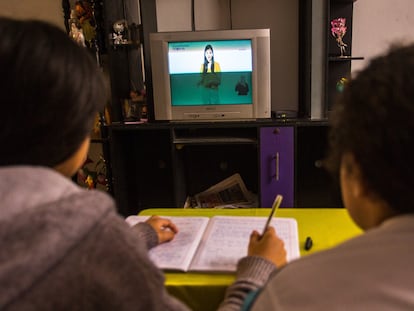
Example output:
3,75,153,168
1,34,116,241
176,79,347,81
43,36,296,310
150,28,271,121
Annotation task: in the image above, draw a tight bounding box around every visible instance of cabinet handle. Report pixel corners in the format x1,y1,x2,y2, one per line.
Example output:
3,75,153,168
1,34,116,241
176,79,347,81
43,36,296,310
272,152,280,181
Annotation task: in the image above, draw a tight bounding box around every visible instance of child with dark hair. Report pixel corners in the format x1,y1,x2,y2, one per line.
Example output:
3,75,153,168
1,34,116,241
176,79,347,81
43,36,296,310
0,17,287,311
219,43,414,310
0,17,184,310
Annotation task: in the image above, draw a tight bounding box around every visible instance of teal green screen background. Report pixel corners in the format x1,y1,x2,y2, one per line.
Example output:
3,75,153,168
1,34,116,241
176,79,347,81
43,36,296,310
170,71,252,106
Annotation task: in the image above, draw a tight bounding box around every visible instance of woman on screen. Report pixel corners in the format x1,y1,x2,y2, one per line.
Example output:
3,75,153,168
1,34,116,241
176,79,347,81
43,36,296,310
198,44,221,104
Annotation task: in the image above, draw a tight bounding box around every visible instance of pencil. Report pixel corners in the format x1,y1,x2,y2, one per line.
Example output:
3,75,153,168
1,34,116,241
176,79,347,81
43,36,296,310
261,194,283,236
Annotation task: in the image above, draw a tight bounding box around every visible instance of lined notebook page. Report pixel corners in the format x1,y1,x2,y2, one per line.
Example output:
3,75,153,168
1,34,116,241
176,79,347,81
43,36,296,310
126,215,209,271
190,216,300,272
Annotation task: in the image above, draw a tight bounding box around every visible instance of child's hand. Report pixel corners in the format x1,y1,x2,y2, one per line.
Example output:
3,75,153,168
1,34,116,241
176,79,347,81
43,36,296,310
248,226,287,268
145,215,179,244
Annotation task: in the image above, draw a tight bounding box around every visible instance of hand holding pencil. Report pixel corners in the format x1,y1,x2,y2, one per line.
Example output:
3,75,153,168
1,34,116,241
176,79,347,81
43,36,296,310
247,195,287,268
261,194,283,236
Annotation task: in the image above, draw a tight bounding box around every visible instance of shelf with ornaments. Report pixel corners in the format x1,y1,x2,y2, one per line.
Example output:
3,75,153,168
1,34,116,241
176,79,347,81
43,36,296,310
325,0,363,114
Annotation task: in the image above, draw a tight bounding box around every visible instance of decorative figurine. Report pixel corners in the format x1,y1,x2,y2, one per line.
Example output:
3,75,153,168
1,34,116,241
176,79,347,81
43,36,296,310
336,77,348,93
74,1,96,48
112,20,128,45
69,18,86,47
331,17,348,57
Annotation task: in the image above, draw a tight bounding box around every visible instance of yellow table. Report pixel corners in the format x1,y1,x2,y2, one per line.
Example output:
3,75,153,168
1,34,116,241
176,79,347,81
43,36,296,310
139,208,362,311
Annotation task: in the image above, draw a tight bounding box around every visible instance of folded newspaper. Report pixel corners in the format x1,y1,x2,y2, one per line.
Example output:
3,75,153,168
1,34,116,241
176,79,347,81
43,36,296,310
185,173,257,208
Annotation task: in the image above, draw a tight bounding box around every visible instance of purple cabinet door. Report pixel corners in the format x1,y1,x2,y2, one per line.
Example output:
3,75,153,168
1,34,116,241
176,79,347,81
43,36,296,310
260,127,294,207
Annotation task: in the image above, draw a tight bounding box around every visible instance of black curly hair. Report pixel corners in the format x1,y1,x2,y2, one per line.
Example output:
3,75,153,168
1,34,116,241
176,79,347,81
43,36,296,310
324,43,414,214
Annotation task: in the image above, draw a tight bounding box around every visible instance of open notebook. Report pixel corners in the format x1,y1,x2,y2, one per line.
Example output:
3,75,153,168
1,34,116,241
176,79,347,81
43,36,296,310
126,215,300,272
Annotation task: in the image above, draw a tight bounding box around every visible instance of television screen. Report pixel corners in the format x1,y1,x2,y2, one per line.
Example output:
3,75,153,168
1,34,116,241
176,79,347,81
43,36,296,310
150,29,271,121
168,40,253,106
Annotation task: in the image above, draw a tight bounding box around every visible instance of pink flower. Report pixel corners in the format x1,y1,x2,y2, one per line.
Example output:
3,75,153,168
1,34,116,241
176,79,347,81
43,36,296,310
331,18,348,56
331,18,347,38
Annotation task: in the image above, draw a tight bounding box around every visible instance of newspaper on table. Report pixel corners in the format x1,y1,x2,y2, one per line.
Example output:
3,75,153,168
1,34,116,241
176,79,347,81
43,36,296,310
190,173,256,208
